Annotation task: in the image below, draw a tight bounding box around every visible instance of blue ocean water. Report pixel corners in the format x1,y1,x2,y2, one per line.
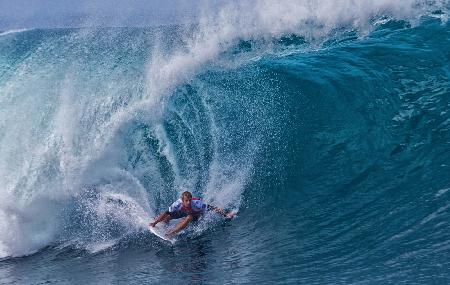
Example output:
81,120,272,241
0,3,450,284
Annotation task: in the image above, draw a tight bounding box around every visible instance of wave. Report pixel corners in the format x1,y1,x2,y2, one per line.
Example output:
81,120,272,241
0,1,449,260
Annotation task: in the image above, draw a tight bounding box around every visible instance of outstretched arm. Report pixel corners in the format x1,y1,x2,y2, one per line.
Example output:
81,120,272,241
149,211,170,227
207,205,236,219
165,215,193,238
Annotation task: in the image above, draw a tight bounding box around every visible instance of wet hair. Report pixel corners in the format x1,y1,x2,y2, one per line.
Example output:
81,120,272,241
181,191,192,200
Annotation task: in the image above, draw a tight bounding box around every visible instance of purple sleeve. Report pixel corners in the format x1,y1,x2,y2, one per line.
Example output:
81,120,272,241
192,200,206,212
168,199,182,213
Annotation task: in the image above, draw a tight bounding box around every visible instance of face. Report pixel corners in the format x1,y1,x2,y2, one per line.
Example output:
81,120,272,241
182,197,192,208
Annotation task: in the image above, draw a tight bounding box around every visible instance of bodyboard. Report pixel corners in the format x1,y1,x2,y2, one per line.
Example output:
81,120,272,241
149,225,176,244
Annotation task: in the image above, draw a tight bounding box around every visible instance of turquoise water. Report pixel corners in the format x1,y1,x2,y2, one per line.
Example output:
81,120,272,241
1,4,450,284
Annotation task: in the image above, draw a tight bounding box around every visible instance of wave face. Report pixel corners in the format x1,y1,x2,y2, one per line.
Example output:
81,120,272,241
0,1,450,284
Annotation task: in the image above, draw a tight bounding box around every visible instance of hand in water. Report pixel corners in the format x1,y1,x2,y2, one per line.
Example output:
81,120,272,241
226,211,237,219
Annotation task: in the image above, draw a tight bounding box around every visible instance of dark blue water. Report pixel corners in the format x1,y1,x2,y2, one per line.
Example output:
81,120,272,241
1,6,450,284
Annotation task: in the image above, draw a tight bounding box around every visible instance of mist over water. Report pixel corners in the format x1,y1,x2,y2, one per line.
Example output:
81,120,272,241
0,1,450,283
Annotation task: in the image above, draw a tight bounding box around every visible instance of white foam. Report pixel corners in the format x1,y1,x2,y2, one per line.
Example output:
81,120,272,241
436,187,450,197
0,35,154,257
145,0,447,108
0,193,61,258
85,239,118,253
0,28,30,37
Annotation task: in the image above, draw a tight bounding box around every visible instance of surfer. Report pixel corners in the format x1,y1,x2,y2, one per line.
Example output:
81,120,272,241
149,191,236,238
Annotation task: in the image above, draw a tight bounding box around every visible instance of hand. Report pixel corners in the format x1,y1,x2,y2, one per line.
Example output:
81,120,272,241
226,211,236,219
149,221,156,227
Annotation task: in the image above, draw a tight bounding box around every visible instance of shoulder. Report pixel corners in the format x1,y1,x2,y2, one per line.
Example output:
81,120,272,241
169,199,182,211
192,198,205,208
